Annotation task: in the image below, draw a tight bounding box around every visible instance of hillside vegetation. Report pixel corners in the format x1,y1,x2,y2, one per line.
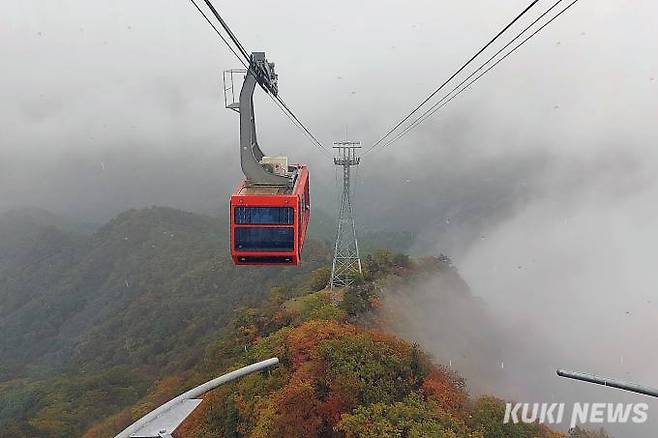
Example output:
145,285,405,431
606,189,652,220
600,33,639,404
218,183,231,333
0,207,600,437
0,207,328,436
84,252,562,438
0,206,413,436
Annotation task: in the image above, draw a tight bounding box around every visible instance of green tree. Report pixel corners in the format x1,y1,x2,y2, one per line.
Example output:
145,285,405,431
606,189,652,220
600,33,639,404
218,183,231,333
337,393,461,438
340,282,376,316
223,396,239,438
568,426,612,438
471,396,542,438
307,267,331,292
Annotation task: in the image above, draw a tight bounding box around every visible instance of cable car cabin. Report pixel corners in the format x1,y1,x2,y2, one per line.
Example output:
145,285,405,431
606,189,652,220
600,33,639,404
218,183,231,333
230,165,310,265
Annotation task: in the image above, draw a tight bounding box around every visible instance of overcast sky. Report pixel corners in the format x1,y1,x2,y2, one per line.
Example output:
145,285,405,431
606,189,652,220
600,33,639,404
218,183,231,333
3,0,655,225
2,1,658,435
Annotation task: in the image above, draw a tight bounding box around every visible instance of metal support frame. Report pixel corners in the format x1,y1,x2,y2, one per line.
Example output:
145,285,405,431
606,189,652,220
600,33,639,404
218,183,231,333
115,358,280,438
224,52,293,187
223,69,246,112
330,141,363,289
557,369,658,398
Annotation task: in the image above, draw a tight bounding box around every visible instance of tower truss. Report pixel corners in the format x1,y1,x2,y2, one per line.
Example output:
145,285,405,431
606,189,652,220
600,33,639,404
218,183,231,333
330,141,363,289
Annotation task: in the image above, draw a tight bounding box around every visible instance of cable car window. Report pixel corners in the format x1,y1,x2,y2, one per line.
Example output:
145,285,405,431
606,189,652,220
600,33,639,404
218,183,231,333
235,207,294,225
234,227,294,251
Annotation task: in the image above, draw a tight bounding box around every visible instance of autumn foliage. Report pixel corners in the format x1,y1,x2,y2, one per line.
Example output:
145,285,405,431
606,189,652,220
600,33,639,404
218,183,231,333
84,254,565,437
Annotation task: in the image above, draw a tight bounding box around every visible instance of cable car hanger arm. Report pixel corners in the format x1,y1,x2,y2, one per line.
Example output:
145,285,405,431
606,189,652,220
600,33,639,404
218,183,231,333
239,52,292,186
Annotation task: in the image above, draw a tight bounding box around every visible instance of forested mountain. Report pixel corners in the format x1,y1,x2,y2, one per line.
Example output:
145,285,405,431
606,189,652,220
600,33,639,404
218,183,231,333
0,207,329,435
0,207,597,437
0,206,415,436
83,252,562,438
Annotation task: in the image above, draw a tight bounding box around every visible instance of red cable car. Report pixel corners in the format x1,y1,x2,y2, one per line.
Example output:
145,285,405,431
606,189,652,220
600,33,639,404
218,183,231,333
225,52,311,265
230,165,310,265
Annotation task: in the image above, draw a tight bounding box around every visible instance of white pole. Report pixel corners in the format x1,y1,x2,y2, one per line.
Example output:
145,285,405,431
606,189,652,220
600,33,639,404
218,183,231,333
115,358,279,438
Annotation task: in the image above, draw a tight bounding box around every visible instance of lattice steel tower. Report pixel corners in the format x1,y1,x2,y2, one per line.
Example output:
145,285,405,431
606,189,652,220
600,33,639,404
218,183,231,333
330,141,363,289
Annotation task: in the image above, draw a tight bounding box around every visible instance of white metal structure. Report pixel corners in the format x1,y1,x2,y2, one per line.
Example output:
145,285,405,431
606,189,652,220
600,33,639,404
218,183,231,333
557,369,658,398
115,358,279,438
330,141,363,289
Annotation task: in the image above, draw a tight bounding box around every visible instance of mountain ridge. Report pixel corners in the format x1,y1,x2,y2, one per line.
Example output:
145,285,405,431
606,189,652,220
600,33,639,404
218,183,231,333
0,205,415,436
0,206,605,437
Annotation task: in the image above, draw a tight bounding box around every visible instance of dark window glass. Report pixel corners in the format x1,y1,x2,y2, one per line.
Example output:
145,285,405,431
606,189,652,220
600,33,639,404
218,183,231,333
235,207,294,225
235,227,294,252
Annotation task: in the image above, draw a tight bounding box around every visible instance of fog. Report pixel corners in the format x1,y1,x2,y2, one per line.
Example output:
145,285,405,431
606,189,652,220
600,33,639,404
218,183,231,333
3,0,658,436
383,170,658,436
